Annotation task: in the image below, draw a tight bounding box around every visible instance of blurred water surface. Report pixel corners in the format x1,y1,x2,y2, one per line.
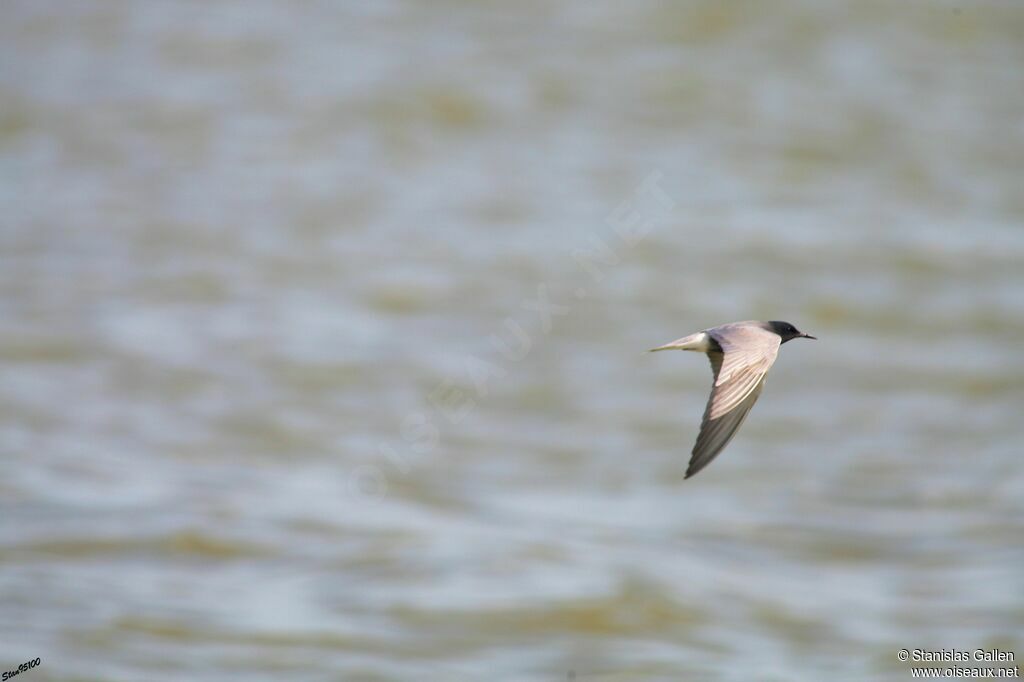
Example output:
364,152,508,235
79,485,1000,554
1,1,1023,680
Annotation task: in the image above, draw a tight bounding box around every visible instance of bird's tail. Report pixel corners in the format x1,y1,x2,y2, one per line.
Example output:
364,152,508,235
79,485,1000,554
649,331,710,352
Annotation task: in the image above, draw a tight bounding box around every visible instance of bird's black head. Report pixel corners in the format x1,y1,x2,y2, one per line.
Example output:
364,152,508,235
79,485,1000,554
767,320,816,343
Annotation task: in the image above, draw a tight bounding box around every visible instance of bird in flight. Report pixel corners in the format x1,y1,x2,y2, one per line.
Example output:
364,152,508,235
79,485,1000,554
651,320,815,479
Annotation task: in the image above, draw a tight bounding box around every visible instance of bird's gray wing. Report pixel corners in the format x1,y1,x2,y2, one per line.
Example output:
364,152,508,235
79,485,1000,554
707,324,781,419
685,327,781,478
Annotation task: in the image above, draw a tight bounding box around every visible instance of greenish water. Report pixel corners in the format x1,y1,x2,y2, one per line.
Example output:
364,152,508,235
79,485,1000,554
1,2,1022,680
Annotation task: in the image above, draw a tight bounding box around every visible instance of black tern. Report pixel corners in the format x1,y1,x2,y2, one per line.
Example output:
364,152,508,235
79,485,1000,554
651,320,815,479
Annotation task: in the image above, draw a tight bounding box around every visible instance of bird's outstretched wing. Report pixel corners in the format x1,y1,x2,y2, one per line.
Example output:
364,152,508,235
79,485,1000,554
685,326,782,478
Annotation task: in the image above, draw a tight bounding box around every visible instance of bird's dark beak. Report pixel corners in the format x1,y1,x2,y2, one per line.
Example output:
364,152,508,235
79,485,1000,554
800,332,817,340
